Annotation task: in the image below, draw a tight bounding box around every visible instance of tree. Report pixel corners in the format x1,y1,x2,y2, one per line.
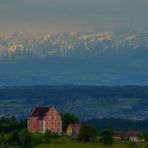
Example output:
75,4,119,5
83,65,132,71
62,113,80,130
137,132,145,142
78,124,97,142
0,116,26,133
11,116,16,123
100,128,114,145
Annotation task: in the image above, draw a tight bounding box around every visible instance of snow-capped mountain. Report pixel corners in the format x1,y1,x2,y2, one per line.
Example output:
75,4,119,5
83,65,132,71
0,30,148,61
0,30,148,86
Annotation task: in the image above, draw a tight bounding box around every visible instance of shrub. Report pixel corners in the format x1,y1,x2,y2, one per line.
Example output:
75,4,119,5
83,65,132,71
44,130,51,142
7,130,19,145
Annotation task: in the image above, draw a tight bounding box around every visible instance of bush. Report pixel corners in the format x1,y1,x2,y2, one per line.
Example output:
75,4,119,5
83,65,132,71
7,130,19,145
7,128,31,147
44,130,51,142
17,129,31,146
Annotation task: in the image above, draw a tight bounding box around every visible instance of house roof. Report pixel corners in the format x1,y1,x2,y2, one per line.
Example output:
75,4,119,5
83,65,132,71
114,131,140,137
29,106,61,119
126,131,140,136
30,107,50,119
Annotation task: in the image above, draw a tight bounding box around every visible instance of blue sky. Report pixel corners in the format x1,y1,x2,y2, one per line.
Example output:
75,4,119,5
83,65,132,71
0,0,148,33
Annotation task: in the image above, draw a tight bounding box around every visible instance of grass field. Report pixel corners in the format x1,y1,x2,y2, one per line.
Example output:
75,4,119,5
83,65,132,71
34,136,147,148
35,143,147,148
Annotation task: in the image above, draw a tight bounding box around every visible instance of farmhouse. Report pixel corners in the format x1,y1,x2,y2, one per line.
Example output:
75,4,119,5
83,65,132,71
28,106,62,134
66,124,81,138
114,131,144,142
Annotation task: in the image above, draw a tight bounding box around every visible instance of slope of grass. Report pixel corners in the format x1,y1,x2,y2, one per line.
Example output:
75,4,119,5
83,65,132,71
35,136,147,148
35,143,146,148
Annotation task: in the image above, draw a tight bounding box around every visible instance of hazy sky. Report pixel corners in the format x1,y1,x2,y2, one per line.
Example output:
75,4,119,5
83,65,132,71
0,0,148,33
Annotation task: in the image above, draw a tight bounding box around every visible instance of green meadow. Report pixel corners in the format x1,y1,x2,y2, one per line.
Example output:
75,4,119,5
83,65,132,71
35,143,147,148
34,136,147,148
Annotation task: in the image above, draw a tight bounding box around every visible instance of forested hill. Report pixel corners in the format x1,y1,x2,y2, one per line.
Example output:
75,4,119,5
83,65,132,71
0,85,148,120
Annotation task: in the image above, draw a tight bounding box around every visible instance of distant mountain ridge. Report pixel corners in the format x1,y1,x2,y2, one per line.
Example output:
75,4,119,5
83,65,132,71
0,31,148,60
0,31,148,85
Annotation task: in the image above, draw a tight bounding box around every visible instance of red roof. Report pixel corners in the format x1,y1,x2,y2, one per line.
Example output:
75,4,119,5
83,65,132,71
126,131,140,136
114,131,140,137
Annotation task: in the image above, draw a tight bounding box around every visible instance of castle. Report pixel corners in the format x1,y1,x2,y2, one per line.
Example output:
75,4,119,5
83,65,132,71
28,106,62,134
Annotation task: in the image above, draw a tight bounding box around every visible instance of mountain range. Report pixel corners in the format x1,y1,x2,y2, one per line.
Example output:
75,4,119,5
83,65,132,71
0,30,148,85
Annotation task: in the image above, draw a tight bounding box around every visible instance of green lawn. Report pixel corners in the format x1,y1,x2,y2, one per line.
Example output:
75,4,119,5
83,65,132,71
34,136,147,148
35,143,146,148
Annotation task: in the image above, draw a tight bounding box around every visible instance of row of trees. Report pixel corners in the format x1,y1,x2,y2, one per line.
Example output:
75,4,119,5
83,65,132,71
0,116,26,133
79,125,114,144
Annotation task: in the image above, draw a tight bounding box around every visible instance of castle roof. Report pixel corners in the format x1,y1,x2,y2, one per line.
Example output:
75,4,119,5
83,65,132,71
30,107,49,119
